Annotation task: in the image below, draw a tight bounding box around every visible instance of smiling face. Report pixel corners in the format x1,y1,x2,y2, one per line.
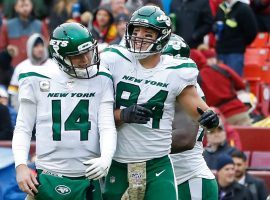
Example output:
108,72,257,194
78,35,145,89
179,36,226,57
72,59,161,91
217,164,236,187
131,26,158,51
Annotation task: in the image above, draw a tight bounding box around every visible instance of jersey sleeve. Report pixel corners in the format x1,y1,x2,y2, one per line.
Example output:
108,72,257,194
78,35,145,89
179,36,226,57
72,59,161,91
98,67,114,104
12,100,36,167
100,47,117,73
172,59,199,96
18,75,36,103
196,83,205,98
98,68,117,160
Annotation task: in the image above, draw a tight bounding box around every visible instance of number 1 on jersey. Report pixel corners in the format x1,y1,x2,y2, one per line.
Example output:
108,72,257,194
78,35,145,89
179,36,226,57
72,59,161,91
52,100,91,141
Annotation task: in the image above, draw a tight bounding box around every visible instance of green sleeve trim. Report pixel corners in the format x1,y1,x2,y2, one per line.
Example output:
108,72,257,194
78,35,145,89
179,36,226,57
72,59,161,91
97,72,113,81
202,96,206,102
197,129,204,142
103,47,131,63
166,63,197,69
19,72,50,81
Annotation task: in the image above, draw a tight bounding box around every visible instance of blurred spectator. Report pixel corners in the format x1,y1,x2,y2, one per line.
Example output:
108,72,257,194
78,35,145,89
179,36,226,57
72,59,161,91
48,0,93,31
79,0,101,13
203,120,237,170
250,0,270,31
214,0,258,76
0,49,14,88
0,0,49,67
195,48,252,126
125,0,163,14
209,107,243,149
89,6,117,44
0,87,17,129
237,90,265,123
170,0,213,48
8,33,54,112
3,0,49,19
210,0,224,16
216,154,253,200
0,1,3,27
0,88,13,140
110,13,129,45
48,0,77,33
103,0,129,17
231,150,269,200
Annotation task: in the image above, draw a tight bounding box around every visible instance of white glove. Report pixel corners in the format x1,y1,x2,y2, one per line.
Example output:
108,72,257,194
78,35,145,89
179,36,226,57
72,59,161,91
83,157,111,180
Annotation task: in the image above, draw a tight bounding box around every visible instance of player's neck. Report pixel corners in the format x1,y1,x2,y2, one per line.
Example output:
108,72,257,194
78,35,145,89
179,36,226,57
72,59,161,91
138,53,161,69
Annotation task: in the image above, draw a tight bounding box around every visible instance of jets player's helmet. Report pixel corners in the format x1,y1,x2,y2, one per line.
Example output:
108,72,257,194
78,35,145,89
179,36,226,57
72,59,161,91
49,22,99,79
162,34,190,58
125,5,171,59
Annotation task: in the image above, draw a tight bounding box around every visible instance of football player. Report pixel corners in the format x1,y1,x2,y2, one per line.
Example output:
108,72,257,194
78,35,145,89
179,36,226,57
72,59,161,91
12,23,117,200
100,5,219,200
164,34,218,200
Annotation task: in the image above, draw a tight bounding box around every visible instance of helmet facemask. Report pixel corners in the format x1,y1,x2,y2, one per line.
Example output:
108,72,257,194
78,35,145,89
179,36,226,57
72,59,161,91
125,23,170,60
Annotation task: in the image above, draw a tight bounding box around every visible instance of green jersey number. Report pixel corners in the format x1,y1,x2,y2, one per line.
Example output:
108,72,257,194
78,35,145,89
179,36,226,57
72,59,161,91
52,100,91,141
116,81,168,129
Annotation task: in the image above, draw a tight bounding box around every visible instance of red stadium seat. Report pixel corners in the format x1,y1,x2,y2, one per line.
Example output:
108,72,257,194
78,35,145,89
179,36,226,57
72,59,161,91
249,32,269,48
244,48,270,84
232,126,270,151
250,151,270,169
244,48,269,67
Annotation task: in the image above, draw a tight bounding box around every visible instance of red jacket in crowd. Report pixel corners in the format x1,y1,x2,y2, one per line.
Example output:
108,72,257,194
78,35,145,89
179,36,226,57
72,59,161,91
190,49,248,118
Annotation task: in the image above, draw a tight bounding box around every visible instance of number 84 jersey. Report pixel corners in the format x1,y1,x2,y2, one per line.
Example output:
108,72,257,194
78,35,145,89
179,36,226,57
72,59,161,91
100,45,198,163
18,63,114,176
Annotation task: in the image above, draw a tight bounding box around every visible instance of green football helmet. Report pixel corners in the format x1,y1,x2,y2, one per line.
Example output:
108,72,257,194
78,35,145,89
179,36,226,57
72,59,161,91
162,33,190,58
125,5,172,59
49,22,99,79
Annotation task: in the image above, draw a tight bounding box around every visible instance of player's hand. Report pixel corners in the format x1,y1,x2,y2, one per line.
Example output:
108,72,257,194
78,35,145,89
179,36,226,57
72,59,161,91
197,107,219,130
16,164,39,197
83,157,111,180
120,104,153,124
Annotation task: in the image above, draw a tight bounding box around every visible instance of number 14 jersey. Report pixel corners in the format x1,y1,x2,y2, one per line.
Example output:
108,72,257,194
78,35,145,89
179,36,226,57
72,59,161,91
18,63,114,176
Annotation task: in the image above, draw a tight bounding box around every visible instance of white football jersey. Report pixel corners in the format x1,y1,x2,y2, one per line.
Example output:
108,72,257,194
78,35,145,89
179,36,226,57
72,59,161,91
9,59,55,90
100,45,198,163
18,63,114,176
170,84,215,185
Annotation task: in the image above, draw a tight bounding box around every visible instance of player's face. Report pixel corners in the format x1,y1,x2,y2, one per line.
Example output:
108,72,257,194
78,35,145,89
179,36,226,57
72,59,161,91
131,26,158,51
232,157,247,179
68,51,93,69
218,164,235,186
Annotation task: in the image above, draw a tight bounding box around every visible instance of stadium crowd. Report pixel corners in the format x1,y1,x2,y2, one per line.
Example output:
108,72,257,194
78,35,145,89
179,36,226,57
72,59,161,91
0,0,270,199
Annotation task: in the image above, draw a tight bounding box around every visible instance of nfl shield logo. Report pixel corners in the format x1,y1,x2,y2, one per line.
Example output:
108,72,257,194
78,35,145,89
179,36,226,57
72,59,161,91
39,81,50,92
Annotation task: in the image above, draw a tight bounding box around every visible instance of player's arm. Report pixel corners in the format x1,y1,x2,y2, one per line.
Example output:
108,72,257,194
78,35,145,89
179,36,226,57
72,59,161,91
12,99,39,196
176,85,219,130
171,104,198,154
84,77,117,180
